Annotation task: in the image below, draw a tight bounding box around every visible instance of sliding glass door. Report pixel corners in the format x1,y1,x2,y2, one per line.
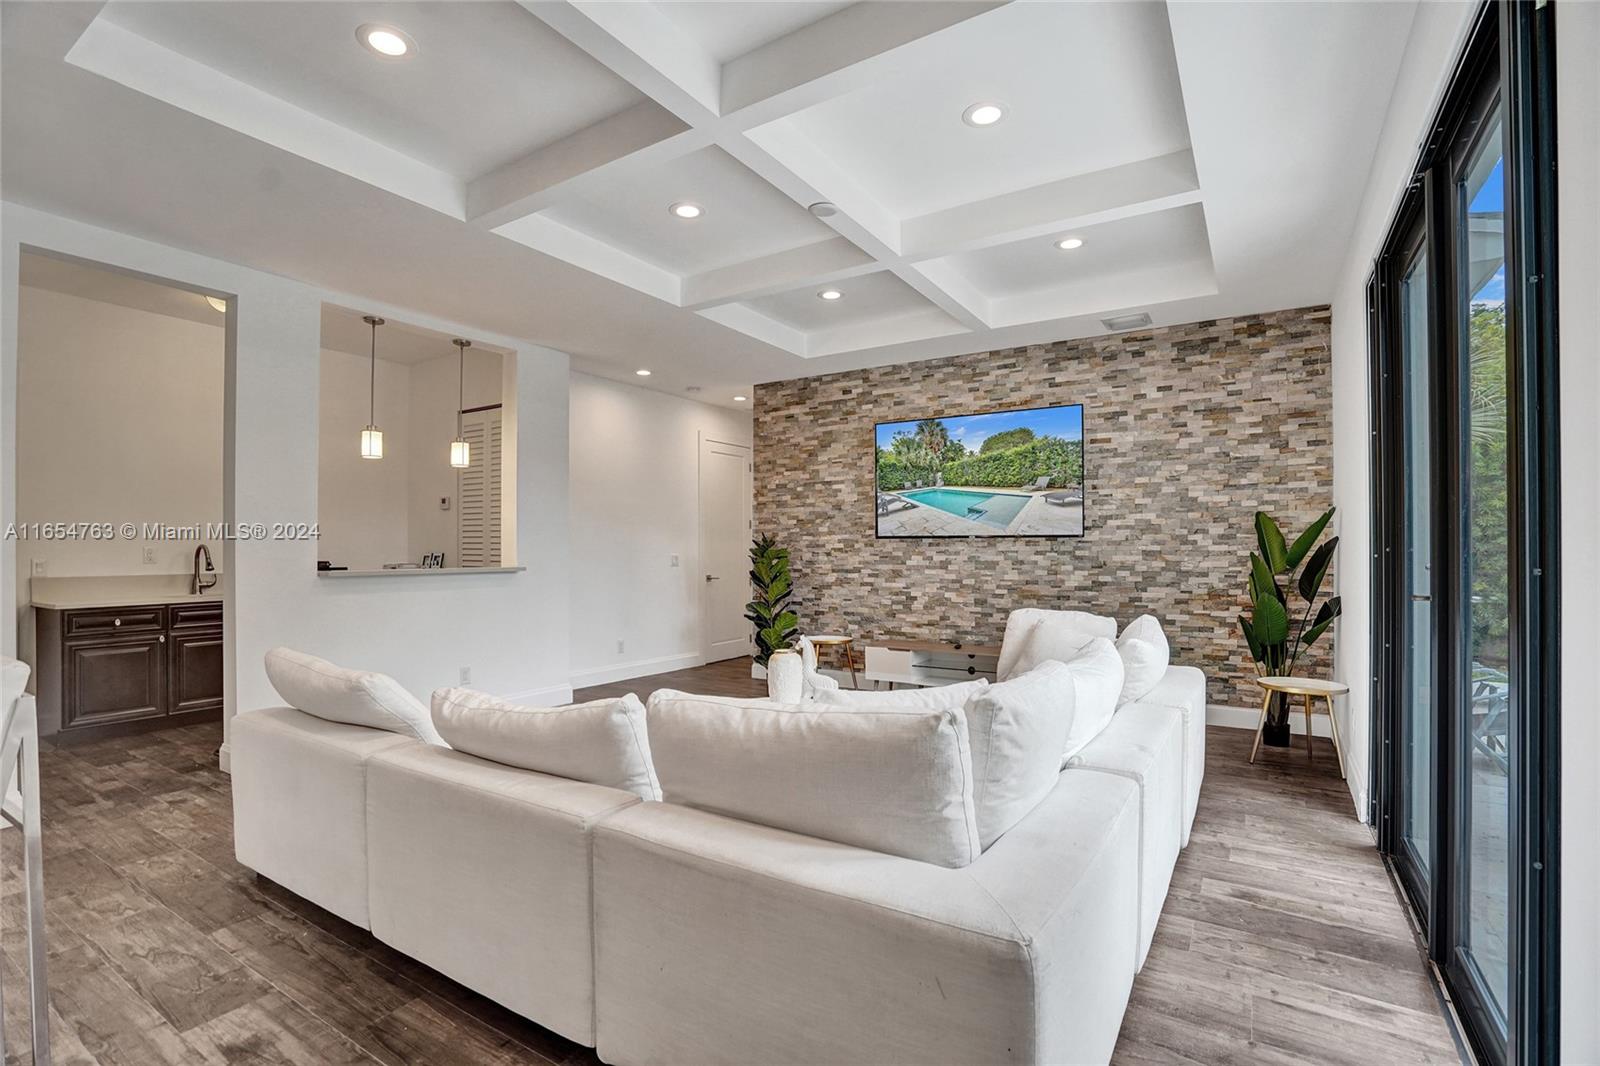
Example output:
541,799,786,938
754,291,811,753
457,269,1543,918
1368,3,1559,1064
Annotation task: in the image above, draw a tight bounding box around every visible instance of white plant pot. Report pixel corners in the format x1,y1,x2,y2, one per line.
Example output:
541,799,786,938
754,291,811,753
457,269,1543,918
766,650,803,704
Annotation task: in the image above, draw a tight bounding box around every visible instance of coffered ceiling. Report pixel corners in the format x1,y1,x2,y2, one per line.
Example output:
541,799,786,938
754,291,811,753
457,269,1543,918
1,1,1418,405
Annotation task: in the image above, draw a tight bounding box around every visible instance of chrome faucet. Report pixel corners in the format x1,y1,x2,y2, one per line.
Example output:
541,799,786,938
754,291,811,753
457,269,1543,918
192,543,218,595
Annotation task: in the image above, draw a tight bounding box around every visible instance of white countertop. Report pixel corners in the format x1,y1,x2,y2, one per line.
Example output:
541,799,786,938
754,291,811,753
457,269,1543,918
30,575,224,610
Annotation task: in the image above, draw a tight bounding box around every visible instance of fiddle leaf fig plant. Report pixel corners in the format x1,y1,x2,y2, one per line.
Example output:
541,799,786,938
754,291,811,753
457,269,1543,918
1239,507,1342,739
745,533,799,668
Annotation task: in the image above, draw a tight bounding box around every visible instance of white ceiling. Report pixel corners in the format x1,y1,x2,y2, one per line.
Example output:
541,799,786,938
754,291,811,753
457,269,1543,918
0,1,1419,406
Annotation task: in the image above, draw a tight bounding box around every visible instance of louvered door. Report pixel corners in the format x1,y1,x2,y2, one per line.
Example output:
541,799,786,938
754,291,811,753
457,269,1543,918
457,407,502,567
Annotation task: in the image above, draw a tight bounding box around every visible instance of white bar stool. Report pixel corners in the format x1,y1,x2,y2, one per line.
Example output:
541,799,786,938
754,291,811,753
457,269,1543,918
1,657,50,1065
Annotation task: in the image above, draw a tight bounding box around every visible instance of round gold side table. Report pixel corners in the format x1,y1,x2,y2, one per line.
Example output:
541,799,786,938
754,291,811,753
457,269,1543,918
806,634,859,689
1251,676,1349,778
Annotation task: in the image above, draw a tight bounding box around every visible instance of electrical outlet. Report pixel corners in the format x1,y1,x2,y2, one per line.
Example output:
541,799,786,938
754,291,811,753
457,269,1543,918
670,554,680,568
458,666,472,685
617,640,625,655
30,559,47,577
142,546,157,565
439,496,451,511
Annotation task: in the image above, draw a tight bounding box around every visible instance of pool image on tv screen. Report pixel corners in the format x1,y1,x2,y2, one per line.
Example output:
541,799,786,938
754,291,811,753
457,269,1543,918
874,403,1085,538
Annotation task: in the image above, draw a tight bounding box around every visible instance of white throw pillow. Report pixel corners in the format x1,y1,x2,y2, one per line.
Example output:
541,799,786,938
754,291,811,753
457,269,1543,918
1116,614,1171,704
996,608,1118,681
264,647,443,745
646,691,980,868
964,661,1076,849
432,688,661,801
814,678,987,710
1060,638,1125,762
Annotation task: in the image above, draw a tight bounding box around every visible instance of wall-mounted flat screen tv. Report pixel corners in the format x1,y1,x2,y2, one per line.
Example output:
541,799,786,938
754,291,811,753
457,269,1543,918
874,403,1085,538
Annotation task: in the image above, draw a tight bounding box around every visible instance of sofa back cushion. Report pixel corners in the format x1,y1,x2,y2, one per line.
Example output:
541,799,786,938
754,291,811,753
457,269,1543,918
646,692,981,868
964,661,1076,849
431,688,661,801
1061,638,1126,762
996,609,1118,681
813,678,987,710
1115,614,1171,704
264,647,443,745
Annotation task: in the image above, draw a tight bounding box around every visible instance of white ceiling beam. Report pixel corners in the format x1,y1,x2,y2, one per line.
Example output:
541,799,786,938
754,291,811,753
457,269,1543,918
466,102,698,229
808,307,973,360
492,214,680,304
695,304,808,357
891,262,990,332
519,0,721,124
681,237,876,310
720,2,1009,124
899,150,1203,261
986,258,1217,331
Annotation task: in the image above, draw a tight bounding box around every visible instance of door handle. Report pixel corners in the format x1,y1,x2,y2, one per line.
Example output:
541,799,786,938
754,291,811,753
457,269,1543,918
705,574,720,582
1411,594,1432,602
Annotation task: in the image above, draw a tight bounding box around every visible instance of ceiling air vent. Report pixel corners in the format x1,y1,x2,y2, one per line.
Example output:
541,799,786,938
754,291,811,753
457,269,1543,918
1101,312,1153,332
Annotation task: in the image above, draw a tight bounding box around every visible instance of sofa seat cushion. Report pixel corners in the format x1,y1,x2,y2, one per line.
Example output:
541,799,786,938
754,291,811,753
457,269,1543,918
646,692,980,868
365,744,641,1045
592,770,1140,1066
264,647,443,745
1066,703,1186,969
431,688,660,801
231,706,415,928
1123,665,1208,846
996,608,1118,681
963,661,1075,849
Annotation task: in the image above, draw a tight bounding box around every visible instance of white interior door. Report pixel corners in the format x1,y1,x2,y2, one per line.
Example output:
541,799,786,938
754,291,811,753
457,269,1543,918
699,437,752,662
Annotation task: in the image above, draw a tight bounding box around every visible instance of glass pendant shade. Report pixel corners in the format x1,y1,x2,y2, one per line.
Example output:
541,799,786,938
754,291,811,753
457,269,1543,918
450,437,470,468
361,426,384,460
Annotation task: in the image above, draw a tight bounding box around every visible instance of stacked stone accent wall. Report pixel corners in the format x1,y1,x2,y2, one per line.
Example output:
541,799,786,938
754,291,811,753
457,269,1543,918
752,305,1335,709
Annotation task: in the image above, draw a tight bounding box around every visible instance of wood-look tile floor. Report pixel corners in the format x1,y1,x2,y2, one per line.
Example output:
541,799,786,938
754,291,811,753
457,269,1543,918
0,659,1461,1065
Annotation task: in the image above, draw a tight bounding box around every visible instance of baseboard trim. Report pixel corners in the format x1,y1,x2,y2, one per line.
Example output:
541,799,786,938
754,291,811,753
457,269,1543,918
500,683,577,706
569,653,705,691
218,742,230,774
1207,702,1333,737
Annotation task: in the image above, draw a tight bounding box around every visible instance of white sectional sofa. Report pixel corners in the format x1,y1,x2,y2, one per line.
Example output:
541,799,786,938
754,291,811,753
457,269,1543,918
232,626,1205,1066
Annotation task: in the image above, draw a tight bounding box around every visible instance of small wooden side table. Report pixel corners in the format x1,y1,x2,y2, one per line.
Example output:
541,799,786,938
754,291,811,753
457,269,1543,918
1251,676,1349,778
807,634,859,689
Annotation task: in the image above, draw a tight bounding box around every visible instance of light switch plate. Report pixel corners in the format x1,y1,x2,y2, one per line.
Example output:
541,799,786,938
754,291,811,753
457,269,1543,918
142,546,157,565
30,559,47,577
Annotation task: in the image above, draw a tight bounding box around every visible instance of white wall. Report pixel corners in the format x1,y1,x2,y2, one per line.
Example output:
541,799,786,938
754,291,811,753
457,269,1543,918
1327,0,1478,818
317,349,412,571
1325,3,1598,1057
12,286,225,663
1,203,575,762
408,347,503,565
568,372,752,686
1556,3,1599,1058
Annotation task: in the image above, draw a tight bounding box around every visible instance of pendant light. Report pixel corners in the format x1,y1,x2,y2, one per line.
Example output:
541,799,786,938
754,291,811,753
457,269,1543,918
450,338,472,468
360,315,385,460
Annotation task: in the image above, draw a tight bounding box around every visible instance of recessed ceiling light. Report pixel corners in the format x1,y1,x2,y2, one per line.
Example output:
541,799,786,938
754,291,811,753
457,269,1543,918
669,201,703,220
357,24,415,59
204,295,227,314
817,288,843,301
962,102,1005,127
733,395,748,402
807,201,839,219
635,369,652,376
1055,237,1085,251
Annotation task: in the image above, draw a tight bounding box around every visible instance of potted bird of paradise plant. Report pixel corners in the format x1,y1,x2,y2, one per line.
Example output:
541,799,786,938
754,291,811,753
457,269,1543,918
1239,507,1342,746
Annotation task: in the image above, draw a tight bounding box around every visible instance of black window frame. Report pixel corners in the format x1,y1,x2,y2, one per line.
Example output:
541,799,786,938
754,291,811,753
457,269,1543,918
1365,2,1561,1064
